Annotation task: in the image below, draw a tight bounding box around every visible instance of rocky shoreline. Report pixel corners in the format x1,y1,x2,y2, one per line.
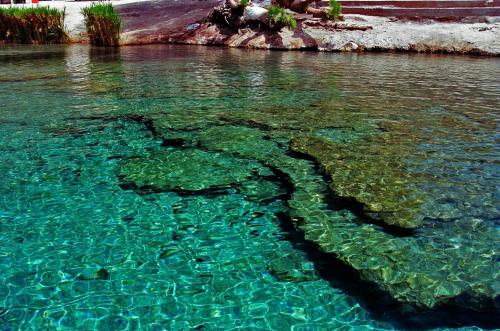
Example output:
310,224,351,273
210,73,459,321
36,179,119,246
2,0,499,55
116,0,500,55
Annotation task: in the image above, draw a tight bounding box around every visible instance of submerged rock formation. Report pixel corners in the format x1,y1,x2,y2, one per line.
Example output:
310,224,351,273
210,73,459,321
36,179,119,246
116,149,270,192
110,106,499,312
290,136,425,229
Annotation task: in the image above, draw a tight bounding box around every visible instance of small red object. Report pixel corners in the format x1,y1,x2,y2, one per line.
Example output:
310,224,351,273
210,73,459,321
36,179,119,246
32,0,39,3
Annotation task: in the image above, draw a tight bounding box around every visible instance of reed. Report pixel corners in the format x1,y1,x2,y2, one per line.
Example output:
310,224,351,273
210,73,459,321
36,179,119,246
268,5,297,31
327,0,342,21
82,2,121,47
0,7,66,44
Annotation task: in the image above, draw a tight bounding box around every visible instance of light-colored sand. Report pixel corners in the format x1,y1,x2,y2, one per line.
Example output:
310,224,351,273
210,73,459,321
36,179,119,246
306,15,500,55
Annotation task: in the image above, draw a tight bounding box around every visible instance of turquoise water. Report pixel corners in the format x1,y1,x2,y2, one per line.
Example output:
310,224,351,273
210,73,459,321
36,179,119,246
0,45,499,330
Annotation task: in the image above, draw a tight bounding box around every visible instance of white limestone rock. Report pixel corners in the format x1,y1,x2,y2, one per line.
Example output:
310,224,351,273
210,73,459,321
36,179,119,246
243,5,269,24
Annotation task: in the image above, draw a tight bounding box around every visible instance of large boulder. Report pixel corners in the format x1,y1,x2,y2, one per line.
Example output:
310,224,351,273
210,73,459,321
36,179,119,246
243,5,269,24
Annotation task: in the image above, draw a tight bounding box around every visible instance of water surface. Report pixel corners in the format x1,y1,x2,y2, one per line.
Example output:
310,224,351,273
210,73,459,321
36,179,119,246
0,45,499,330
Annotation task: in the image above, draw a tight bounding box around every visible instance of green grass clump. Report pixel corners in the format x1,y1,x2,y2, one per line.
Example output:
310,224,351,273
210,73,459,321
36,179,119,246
0,7,66,44
268,5,297,31
82,2,121,46
327,0,342,21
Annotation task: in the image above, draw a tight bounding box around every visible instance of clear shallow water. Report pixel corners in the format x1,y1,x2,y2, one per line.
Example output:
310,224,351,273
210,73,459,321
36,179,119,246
0,45,499,330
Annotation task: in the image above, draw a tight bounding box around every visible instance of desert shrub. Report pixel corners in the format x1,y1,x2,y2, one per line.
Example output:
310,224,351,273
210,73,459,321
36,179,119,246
327,0,342,21
82,2,121,46
0,7,65,44
268,5,296,31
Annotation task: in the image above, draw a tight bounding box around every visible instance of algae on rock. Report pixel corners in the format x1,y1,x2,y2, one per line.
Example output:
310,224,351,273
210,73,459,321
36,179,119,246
112,108,499,311
290,136,426,229
268,254,319,283
116,149,267,192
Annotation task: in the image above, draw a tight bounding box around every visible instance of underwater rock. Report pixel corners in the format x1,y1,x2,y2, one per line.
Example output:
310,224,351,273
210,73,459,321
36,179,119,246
197,125,280,158
77,267,110,281
116,149,265,192
290,136,425,229
220,105,367,131
268,255,318,283
194,125,498,310
159,247,182,259
239,179,287,203
291,185,500,310
150,112,224,132
136,113,499,311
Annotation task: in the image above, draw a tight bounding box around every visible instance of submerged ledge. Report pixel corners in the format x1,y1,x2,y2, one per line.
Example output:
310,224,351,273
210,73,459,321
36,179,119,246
77,112,499,320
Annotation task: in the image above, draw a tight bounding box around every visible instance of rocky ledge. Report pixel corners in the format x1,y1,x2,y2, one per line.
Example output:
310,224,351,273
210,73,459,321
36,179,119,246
116,0,500,56
97,105,499,315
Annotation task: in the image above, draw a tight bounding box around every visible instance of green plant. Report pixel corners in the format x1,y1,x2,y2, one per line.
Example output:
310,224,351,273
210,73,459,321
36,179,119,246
240,0,249,7
82,2,121,46
327,0,342,21
0,7,65,44
268,5,297,31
